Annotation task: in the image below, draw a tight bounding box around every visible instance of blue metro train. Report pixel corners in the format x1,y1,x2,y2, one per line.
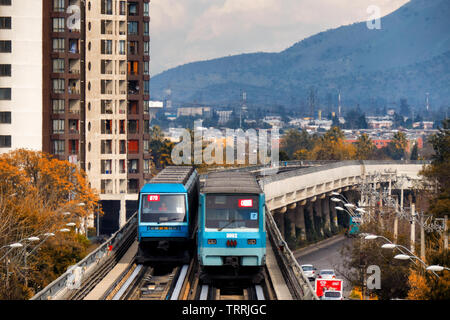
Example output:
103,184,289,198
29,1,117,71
136,166,199,264
197,171,266,284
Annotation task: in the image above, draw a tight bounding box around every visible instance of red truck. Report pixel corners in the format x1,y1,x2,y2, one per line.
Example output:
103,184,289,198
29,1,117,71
315,279,343,300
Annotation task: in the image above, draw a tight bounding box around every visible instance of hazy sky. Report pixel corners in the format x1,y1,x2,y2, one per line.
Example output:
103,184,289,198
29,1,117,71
150,0,410,76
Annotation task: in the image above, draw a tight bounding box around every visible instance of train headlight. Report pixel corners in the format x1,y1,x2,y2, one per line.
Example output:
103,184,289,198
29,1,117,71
247,239,257,245
207,239,217,245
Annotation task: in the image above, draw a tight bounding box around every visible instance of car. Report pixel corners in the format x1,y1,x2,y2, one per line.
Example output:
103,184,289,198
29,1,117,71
301,264,317,281
321,290,343,300
318,269,336,279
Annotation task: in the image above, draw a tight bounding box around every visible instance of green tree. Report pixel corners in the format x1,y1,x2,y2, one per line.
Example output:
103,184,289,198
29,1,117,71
344,108,368,129
282,129,313,158
387,131,408,160
410,143,419,160
355,133,375,160
309,127,356,160
420,119,450,218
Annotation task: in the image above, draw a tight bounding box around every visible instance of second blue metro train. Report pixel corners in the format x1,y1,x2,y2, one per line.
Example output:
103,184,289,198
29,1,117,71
197,171,266,284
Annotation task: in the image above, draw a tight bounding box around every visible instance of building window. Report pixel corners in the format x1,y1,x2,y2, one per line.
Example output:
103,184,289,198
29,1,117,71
101,140,113,154
143,21,149,36
143,3,149,17
53,18,65,32
0,40,11,53
0,0,12,5
144,80,149,95
101,40,113,54
128,140,139,154
119,120,125,134
128,2,138,16
128,159,139,174
119,1,126,15
143,140,150,153
128,22,138,35
53,0,65,12
128,61,139,75
52,58,65,73
0,135,11,148
53,140,65,155
0,64,11,76
119,140,126,154
101,0,113,15
101,160,113,174
0,88,11,100
68,119,79,134
0,17,11,29
143,41,149,56
144,61,149,75
128,41,138,55
68,139,79,155
52,38,65,52
53,120,65,134
52,99,65,114
101,120,112,134
0,111,11,124
143,159,151,174
127,120,138,134
52,79,65,94
118,40,125,55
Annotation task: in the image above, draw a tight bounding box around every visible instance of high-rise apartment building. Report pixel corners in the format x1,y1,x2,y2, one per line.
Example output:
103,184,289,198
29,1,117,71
0,0,43,151
0,0,151,233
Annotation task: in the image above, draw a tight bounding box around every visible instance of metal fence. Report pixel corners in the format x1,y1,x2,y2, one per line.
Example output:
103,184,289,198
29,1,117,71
265,204,319,300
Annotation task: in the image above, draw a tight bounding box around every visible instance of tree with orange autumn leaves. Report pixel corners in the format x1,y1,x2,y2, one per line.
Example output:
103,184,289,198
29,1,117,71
0,149,101,299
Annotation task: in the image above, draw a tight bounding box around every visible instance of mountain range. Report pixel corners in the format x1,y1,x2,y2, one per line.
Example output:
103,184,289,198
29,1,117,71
150,0,450,113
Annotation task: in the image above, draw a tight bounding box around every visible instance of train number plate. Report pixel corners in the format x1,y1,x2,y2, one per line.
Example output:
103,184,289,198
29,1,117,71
226,233,238,239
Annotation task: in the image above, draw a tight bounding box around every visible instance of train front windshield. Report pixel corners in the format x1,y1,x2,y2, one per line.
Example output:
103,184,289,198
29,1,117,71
205,195,259,229
140,194,187,223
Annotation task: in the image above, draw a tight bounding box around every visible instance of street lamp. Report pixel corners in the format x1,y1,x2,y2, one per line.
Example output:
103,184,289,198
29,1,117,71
365,233,440,278
426,265,450,272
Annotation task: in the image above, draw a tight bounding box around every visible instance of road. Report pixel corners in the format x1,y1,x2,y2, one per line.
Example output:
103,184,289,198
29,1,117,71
295,236,354,299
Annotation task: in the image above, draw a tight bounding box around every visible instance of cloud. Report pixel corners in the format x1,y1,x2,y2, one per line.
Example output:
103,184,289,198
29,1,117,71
150,0,410,75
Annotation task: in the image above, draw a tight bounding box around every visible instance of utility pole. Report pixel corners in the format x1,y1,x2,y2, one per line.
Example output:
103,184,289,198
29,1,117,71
420,214,425,260
445,215,448,250
411,203,416,254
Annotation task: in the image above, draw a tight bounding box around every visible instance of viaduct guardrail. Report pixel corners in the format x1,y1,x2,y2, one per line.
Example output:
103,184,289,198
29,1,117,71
31,212,138,300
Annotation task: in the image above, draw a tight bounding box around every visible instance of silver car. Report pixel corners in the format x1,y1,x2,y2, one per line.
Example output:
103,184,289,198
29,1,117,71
301,264,317,281
318,269,336,280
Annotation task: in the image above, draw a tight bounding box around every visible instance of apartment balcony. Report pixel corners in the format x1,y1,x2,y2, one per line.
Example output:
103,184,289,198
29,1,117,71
68,80,81,96
101,60,113,75
101,179,114,195
128,179,140,194
101,100,113,114
101,20,113,35
69,100,81,115
101,80,113,95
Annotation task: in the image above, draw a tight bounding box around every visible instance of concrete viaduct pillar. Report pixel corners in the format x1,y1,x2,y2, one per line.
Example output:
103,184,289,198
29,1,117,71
295,202,306,241
313,197,324,237
321,197,331,234
286,203,297,240
306,200,316,239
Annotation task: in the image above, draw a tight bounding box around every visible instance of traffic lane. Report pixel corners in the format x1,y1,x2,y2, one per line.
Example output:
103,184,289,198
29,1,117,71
296,237,354,298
